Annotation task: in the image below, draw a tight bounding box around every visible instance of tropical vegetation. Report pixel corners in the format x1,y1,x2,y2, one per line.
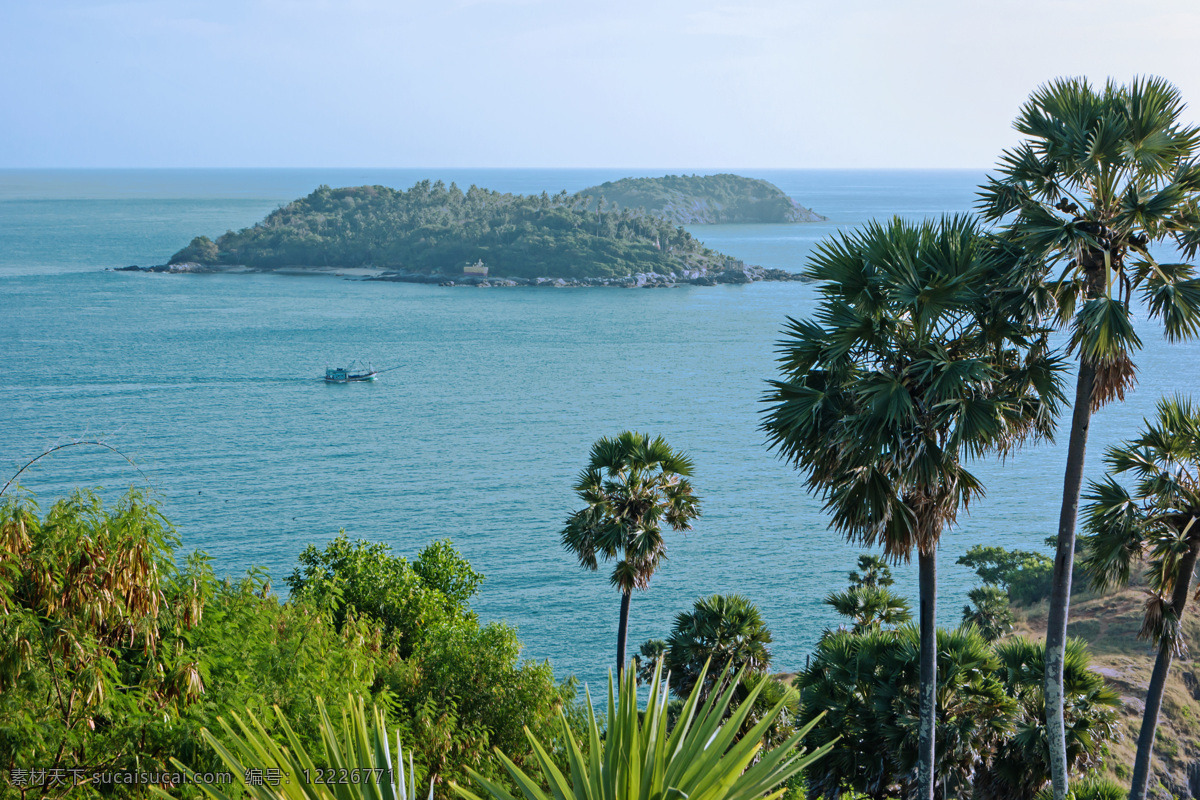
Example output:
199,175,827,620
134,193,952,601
0,490,578,798
154,696,430,800
797,562,1119,799
14,71,1200,800
977,75,1200,799
451,660,831,800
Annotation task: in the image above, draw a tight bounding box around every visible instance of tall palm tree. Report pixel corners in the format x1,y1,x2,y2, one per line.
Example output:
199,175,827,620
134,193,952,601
977,76,1200,799
561,431,700,678
762,215,1064,800
1080,395,1200,800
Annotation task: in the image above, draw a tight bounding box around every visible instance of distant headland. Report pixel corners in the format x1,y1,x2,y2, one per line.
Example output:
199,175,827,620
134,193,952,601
134,176,823,286
577,174,827,224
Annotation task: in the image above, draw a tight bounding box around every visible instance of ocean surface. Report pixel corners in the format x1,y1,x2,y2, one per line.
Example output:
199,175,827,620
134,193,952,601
2,169,1197,693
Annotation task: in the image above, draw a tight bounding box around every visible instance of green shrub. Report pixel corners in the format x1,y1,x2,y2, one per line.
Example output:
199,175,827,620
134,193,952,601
285,533,482,656
957,545,1055,604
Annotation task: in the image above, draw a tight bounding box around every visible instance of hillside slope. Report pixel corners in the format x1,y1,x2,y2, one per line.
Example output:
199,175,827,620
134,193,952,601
1012,586,1200,799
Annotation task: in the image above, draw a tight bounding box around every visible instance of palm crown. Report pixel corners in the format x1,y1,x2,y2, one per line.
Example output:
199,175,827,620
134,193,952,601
561,431,699,593
978,76,1200,404
665,593,773,698
1082,394,1200,648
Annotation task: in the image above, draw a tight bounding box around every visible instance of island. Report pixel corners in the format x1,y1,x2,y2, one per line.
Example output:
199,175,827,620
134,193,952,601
576,174,826,224
156,181,807,286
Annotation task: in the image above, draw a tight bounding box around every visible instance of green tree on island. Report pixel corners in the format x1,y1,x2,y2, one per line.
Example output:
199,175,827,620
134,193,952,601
762,215,1064,800
1080,395,1200,800
977,75,1200,800
561,432,700,678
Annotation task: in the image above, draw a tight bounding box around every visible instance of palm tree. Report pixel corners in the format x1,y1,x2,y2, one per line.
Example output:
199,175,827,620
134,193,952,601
1079,395,1200,800
825,585,912,633
977,76,1200,799
762,215,1064,800
665,593,773,699
849,553,895,589
962,585,1015,642
561,431,700,678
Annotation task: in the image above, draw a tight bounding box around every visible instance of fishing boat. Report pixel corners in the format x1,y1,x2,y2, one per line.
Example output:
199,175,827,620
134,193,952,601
324,361,378,383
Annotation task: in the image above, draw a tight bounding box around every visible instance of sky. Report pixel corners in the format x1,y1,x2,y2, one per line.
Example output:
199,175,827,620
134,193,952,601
2,0,1199,169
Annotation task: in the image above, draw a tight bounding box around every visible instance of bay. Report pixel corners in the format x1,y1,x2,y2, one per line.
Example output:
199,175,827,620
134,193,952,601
2,168,1196,693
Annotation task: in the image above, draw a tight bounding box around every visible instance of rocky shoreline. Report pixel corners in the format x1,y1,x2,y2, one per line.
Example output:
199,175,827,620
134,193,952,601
110,263,809,287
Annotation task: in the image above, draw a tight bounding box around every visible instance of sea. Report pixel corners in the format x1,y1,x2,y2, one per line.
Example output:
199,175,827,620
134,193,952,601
2,168,1197,693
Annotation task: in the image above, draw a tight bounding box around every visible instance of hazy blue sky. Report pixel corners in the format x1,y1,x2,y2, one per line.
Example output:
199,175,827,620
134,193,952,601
2,0,1199,168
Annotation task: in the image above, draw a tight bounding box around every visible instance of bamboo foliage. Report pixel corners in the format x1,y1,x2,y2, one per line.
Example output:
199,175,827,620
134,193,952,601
451,660,831,800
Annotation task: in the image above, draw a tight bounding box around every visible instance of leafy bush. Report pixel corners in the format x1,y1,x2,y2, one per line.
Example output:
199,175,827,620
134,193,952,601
179,570,385,771
287,533,578,788
0,493,576,797
285,533,483,656
957,545,1055,604
372,621,578,787
0,490,204,787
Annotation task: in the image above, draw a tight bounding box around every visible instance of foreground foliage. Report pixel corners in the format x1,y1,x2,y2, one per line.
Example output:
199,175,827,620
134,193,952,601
0,492,576,797
798,626,1118,800
452,661,831,800
157,696,428,800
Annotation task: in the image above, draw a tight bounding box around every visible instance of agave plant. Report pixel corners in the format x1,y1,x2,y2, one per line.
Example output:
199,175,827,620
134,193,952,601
155,696,430,800
451,660,830,800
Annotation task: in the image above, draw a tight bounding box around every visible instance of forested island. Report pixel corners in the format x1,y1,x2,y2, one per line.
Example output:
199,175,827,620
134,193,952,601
577,174,826,224
163,181,805,285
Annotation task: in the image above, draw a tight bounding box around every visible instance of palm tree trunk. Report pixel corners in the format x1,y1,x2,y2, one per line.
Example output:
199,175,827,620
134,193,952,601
1129,541,1199,800
917,548,937,800
1046,359,1096,800
617,590,632,679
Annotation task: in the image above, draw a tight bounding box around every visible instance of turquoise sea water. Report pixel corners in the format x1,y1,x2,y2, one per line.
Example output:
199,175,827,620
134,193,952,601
2,169,1197,692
